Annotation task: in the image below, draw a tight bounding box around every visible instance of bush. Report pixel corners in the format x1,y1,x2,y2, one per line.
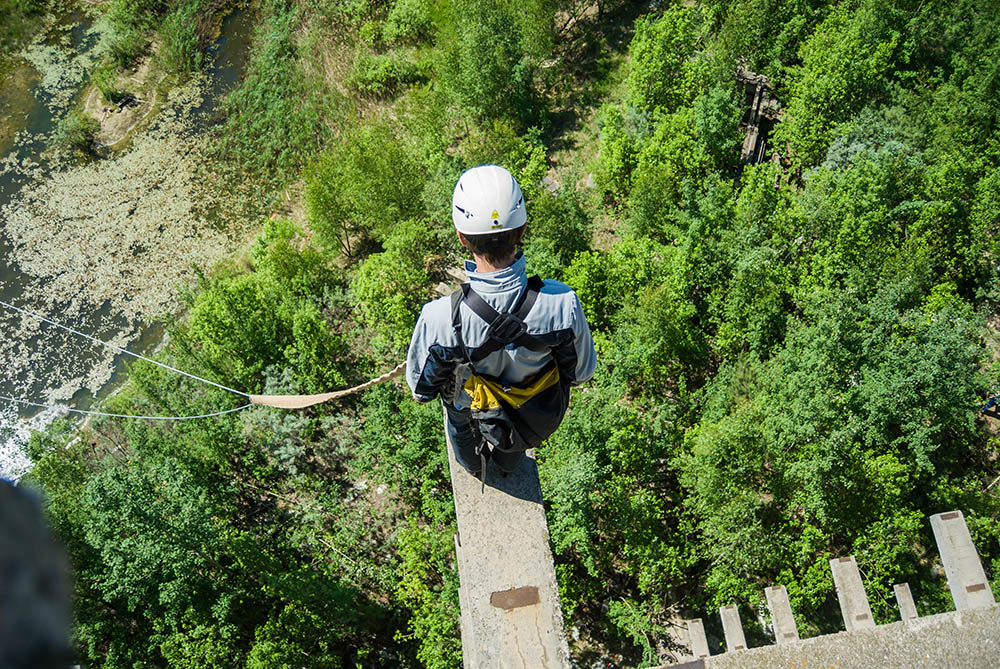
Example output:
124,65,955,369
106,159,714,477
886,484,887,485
439,0,538,129
348,51,424,98
52,110,99,154
522,187,592,279
91,62,127,104
693,83,742,166
563,235,674,333
594,104,637,205
382,0,433,45
305,122,426,255
350,218,446,355
625,6,700,113
771,2,906,167
183,219,348,394
627,106,714,240
104,0,168,65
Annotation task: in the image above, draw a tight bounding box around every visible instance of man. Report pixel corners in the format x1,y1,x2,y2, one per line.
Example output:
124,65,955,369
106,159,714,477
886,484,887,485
406,164,596,479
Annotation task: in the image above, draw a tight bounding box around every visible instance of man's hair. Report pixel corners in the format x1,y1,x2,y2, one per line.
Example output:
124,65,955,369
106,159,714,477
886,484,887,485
462,227,524,265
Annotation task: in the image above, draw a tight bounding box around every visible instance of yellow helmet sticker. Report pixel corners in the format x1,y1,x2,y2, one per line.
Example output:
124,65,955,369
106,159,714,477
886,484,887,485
491,209,499,219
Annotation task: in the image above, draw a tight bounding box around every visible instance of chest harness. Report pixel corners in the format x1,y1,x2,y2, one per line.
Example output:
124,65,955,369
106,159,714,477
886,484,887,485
450,276,568,490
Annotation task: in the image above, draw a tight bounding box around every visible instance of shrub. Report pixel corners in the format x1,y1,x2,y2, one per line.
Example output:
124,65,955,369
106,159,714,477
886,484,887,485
103,0,168,65
594,104,637,205
693,83,742,167
771,2,906,167
350,218,445,355
627,106,714,239
52,110,99,154
522,187,592,278
91,62,127,105
625,6,700,113
347,51,424,98
382,0,433,45
305,122,426,255
439,0,537,129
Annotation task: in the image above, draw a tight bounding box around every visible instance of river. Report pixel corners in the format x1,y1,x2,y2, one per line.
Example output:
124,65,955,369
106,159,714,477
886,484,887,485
0,7,255,479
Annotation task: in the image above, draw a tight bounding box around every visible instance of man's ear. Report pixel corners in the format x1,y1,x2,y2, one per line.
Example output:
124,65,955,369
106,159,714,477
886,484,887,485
457,231,469,248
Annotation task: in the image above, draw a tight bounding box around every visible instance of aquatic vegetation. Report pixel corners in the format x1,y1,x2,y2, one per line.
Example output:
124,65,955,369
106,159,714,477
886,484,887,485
0,75,251,479
20,19,108,114
51,107,98,153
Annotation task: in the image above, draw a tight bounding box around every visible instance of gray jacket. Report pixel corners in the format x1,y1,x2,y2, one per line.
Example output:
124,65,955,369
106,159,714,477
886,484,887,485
406,254,596,408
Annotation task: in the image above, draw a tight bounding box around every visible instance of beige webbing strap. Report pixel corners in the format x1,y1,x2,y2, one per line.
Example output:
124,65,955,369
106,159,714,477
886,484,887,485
249,361,407,409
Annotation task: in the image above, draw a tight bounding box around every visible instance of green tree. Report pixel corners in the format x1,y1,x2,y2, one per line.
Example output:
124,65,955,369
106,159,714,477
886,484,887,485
438,0,538,128
306,122,427,255
625,5,701,113
350,218,446,355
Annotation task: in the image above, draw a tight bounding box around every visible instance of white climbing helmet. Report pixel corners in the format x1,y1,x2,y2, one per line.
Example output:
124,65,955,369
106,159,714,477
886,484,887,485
451,164,526,235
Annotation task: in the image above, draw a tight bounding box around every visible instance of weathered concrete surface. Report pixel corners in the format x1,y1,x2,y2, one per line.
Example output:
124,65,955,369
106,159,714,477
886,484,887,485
662,605,1000,669
445,417,570,669
686,619,710,659
764,585,799,643
894,583,919,621
930,511,996,611
830,556,875,631
719,605,747,652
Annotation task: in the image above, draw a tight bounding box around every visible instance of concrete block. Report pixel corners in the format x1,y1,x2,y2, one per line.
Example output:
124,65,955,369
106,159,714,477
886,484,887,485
699,605,1000,669
453,533,473,669
829,555,875,631
445,409,570,668
930,510,996,611
764,585,799,644
719,605,747,652
894,583,919,621
687,618,710,659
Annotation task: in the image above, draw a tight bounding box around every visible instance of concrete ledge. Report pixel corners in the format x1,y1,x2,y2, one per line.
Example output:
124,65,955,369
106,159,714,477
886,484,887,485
445,408,570,668
667,605,1000,669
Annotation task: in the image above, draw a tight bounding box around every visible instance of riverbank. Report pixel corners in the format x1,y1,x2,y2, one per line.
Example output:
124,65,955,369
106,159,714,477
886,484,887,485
0,4,256,479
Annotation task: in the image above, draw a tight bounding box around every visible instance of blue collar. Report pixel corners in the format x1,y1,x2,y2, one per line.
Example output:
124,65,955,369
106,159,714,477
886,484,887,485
463,253,527,294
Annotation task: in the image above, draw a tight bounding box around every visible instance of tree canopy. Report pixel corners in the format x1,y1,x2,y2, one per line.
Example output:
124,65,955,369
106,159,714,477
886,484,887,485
17,0,1000,666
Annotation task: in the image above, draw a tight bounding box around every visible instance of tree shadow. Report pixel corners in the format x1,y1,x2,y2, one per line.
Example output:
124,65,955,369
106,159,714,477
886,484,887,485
543,0,649,152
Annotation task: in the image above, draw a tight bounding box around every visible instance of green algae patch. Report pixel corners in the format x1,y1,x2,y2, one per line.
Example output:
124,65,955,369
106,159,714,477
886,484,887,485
0,76,251,404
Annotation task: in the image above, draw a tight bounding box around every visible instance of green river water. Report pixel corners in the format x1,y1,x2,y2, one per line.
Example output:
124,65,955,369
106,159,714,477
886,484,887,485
0,7,255,478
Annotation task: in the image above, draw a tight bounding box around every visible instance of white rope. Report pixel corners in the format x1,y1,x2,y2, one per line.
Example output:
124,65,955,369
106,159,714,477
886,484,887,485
0,298,250,398
0,395,252,420
0,298,405,419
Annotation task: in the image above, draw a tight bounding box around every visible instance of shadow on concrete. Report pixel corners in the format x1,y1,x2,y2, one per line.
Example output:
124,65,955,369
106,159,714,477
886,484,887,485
477,451,545,504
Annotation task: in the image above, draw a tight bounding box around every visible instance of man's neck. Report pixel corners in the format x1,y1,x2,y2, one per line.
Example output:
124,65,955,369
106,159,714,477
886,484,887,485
471,254,516,273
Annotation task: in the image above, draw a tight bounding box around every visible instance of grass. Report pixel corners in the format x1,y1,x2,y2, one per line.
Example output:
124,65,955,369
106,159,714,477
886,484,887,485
207,0,345,215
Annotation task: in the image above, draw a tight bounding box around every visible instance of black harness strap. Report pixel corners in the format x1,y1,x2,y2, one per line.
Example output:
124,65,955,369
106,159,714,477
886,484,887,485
449,276,550,493
450,289,471,364
454,276,547,363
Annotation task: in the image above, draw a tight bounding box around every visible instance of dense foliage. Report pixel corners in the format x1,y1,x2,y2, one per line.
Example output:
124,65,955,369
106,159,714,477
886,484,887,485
20,0,1000,666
